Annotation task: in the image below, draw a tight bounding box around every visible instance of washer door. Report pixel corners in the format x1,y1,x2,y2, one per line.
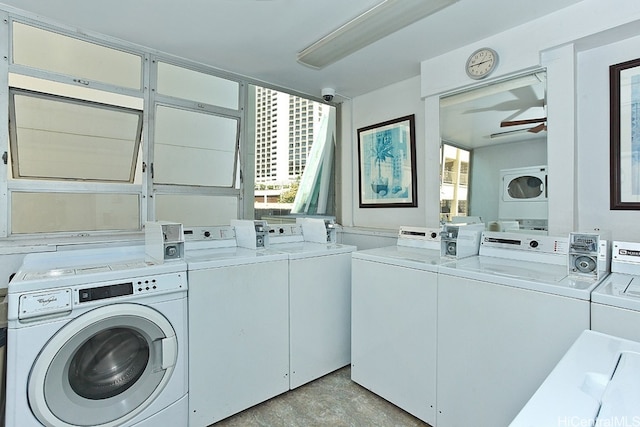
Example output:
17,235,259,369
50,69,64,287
28,303,178,427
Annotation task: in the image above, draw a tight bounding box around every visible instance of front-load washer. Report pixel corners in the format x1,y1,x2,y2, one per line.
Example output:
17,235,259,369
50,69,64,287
436,231,607,427
5,246,188,427
184,226,290,427
591,240,640,342
350,226,448,426
267,218,356,389
510,330,640,426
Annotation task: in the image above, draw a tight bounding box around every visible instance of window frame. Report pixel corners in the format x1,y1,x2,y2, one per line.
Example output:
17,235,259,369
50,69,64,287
0,11,333,241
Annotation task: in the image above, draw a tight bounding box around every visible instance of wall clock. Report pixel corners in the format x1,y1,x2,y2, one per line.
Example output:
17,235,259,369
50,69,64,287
465,48,498,80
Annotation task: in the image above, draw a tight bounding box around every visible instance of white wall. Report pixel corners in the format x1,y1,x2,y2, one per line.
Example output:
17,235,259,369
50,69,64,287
415,0,640,237
340,76,426,230
470,138,546,223
577,34,640,241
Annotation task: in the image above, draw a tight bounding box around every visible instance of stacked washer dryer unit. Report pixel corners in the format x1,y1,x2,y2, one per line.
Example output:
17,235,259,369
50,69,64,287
184,221,290,427
591,240,640,342
6,223,188,427
351,226,455,426
436,231,608,427
267,218,356,389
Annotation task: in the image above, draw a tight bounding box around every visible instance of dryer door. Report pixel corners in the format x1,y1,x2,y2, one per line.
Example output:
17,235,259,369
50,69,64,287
28,303,177,427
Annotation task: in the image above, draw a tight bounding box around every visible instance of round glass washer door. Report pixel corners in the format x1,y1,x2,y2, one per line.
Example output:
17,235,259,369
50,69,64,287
28,303,178,427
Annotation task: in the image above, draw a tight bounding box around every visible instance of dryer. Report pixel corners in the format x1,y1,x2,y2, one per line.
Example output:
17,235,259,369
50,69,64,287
499,165,548,230
267,218,356,389
6,245,188,427
350,226,447,426
184,225,290,427
436,231,607,427
591,240,640,342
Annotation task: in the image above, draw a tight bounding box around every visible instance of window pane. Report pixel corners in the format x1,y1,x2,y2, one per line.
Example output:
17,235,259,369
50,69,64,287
440,144,470,222
155,194,238,226
12,22,142,90
10,90,142,182
154,106,238,186
157,62,239,109
11,192,139,234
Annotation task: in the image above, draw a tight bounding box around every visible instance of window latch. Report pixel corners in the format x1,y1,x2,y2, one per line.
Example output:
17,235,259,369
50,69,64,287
2,151,6,165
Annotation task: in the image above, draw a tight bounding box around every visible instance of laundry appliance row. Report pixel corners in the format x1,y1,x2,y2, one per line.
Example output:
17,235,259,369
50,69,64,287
351,226,614,427
184,218,355,427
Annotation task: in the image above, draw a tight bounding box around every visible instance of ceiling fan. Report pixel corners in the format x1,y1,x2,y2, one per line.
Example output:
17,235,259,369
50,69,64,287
499,117,547,133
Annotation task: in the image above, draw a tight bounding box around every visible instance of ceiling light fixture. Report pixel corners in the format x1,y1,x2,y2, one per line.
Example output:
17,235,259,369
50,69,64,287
489,128,536,139
297,0,458,69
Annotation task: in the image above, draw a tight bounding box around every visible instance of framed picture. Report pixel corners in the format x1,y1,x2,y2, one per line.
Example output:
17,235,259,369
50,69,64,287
357,114,417,208
610,57,640,209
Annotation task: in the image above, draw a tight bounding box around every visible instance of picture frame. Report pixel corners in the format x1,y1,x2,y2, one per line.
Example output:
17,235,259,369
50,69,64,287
357,114,417,208
610,57,640,210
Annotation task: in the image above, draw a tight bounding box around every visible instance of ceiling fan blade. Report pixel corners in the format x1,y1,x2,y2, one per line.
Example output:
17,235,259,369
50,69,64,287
500,117,547,127
528,123,547,133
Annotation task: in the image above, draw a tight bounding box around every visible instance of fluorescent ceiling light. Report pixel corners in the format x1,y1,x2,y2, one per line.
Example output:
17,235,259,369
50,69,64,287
440,72,546,108
297,0,458,69
490,128,536,139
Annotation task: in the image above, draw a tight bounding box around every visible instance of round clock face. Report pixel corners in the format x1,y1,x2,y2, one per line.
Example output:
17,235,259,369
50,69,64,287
466,48,498,80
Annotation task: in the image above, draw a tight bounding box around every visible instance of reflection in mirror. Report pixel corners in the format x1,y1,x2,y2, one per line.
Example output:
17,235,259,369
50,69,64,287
440,144,470,223
439,71,548,233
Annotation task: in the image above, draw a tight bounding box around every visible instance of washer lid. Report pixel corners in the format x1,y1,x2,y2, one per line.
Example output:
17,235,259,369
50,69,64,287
352,245,448,272
592,273,640,311
439,255,601,299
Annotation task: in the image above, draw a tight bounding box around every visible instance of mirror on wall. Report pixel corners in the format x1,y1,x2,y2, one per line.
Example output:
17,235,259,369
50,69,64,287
439,71,548,232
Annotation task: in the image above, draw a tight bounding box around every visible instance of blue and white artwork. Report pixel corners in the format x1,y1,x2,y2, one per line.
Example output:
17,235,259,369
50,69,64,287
358,115,416,207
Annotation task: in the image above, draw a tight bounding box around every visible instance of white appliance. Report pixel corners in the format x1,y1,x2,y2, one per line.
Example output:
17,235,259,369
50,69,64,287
499,165,548,228
267,218,356,389
439,222,484,258
6,246,188,427
351,226,445,425
184,225,290,427
568,231,611,280
436,231,606,427
510,330,640,426
591,240,640,342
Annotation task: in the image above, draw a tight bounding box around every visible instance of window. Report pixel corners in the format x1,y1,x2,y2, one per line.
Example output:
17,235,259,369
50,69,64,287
10,88,142,182
252,85,335,217
1,12,334,238
440,144,470,222
6,20,144,235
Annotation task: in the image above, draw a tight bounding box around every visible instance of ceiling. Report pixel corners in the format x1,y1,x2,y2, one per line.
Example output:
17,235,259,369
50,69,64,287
440,71,547,149
0,0,584,101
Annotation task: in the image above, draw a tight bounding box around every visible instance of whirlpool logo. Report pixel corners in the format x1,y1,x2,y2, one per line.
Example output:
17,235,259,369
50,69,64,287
37,296,58,306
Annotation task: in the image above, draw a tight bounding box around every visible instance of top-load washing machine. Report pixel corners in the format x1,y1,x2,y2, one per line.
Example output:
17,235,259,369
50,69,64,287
510,330,640,426
184,223,290,427
266,218,356,389
351,226,459,426
591,240,640,342
5,242,188,427
436,231,609,427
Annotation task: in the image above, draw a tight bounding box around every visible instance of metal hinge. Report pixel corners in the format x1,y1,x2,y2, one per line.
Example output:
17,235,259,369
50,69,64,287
2,151,6,165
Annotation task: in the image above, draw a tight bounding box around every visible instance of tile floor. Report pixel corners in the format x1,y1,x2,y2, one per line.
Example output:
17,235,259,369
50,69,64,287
209,366,431,427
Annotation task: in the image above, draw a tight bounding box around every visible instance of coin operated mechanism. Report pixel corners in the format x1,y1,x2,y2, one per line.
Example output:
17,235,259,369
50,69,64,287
296,218,337,243
231,219,270,249
440,223,484,259
145,221,185,263
568,232,611,280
